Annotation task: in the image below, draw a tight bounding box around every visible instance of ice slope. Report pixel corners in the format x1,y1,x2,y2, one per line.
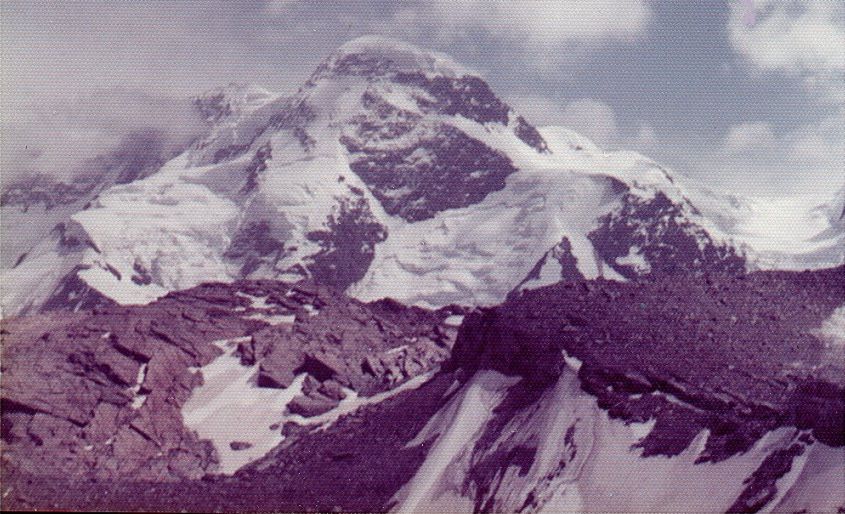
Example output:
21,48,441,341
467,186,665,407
2,36,842,316
349,167,623,307
392,364,845,513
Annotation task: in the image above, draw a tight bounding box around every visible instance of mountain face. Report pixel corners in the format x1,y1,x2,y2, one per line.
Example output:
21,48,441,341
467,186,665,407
3,267,843,512
3,36,842,317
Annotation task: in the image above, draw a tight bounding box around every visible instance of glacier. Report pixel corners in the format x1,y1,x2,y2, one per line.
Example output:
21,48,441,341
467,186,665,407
2,35,842,316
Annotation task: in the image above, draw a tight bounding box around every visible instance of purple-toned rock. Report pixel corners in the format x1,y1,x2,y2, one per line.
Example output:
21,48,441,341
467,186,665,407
589,191,746,279
450,266,845,457
1,277,457,492
287,394,339,418
317,380,347,402
229,441,253,451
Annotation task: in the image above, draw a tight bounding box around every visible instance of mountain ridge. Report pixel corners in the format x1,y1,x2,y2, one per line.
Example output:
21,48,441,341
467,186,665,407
2,35,842,317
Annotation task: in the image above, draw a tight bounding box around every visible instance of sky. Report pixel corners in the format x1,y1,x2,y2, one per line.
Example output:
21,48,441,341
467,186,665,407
2,0,843,198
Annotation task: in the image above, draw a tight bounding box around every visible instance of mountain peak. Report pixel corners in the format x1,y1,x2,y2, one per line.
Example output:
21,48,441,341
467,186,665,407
193,82,279,122
311,35,473,81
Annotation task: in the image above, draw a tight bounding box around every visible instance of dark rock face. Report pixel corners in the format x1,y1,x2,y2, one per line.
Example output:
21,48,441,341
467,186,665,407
224,221,288,278
310,41,547,151
343,103,518,221
0,174,96,211
241,142,272,194
41,265,117,313
1,372,457,513
229,441,253,451
511,236,584,295
266,100,317,137
305,193,388,290
0,302,253,482
589,191,747,279
193,91,234,123
393,72,511,125
513,116,549,153
3,265,843,512
451,266,845,457
308,52,396,82
286,393,338,418
195,97,315,167
728,437,808,513
314,49,546,222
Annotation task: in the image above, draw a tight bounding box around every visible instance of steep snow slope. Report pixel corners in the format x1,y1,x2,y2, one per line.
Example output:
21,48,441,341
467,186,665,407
393,366,844,514
2,36,842,316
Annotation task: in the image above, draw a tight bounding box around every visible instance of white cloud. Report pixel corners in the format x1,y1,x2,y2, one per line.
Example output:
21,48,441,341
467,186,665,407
722,1,844,195
395,0,651,59
1,88,207,184
559,98,620,147
513,94,842,198
721,122,778,155
729,0,845,100
263,0,297,15
631,122,659,152
699,116,845,196
512,96,665,154
512,96,620,147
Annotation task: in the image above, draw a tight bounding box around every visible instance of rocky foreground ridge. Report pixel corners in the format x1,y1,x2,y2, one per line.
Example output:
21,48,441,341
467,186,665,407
1,280,457,484
1,266,843,512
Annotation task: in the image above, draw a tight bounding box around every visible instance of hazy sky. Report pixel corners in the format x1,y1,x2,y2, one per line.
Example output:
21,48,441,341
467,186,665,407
2,0,843,197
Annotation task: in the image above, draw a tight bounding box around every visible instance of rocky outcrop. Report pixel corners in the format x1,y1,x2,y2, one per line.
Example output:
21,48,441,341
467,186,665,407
304,193,388,290
589,191,747,279
451,266,845,455
3,266,843,512
0,296,254,482
510,236,584,295
234,282,456,414
1,278,457,486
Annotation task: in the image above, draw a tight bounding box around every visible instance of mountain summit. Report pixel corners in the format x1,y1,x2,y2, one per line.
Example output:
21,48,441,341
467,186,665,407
2,36,842,316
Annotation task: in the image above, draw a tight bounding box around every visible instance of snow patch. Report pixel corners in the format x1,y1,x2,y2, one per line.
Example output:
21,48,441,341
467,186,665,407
128,363,149,410
181,338,306,474
561,349,583,372
814,305,845,349
614,245,651,273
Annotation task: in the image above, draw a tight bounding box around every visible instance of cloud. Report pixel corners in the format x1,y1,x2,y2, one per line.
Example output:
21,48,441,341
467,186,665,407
721,1,845,196
721,122,777,155
729,0,845,101
512,96,665,155
691,115,845,196
512,94,842,198
263,0,298,16
558,99,621,147
1,88,207,185
631,123,658,152
393,0,651,63
435,0,650,44
512,96,621,147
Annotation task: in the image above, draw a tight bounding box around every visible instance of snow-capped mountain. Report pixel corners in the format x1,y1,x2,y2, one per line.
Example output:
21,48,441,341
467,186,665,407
2,36,842,316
